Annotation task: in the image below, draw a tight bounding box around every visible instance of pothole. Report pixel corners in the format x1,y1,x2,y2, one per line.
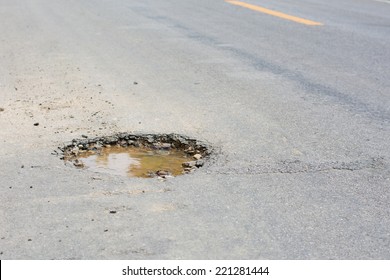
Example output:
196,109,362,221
59,133,211,179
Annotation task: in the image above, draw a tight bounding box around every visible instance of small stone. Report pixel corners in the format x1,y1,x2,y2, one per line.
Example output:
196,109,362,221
73,159,84,168
21,165,24,168
118,132,127,139
95,143,103,149
105,136,118,144
33,122,39,126
193,154,202,160
0,108,4,112
133,81,138,85
184,146,194,154
28,239,32,241
71,147,80,156
127,140,135,145
161,143,172,149
109,210,117,214
146,136,154,143
81,135,88,138
156,170,170,176
182,161,196,168
104,229,108,232
195,159,205,167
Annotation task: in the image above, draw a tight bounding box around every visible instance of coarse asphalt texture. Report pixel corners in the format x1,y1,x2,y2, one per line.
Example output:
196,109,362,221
0,0,390,259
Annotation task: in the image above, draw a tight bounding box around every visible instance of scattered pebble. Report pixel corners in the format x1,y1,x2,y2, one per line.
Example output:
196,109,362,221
193,154,202,160
161,143,172,149
28,239,32,241
73,159,84,168
182,161,196,168
0,108,4,112
33,122,39,126
109,210,117,214
156,170,170,176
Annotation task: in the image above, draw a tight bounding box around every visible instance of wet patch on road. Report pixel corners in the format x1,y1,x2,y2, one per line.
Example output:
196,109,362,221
59,133,211,179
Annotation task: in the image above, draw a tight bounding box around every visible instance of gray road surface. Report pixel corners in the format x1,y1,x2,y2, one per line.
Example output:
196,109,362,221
0,0,390,259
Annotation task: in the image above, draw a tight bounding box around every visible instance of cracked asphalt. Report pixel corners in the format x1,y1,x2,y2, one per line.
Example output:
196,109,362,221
1,0,390,259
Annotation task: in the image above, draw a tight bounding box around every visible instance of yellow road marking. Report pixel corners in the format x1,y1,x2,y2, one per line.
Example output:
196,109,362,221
226,0,323,26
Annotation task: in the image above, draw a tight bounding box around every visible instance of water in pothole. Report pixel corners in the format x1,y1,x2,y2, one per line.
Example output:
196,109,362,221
76,146,191,178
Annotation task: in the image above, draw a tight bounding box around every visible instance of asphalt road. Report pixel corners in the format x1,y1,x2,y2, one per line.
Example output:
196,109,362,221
1,0,389,259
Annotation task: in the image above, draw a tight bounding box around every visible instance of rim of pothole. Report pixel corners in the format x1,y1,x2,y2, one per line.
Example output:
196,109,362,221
58,133,213,178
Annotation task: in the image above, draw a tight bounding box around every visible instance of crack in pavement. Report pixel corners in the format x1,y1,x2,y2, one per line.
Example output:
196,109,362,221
208,157,387,175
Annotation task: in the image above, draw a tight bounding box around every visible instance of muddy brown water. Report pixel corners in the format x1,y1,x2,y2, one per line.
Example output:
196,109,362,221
75,146,191,178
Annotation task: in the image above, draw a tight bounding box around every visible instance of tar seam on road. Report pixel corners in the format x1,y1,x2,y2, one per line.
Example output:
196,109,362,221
225,0,323,26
